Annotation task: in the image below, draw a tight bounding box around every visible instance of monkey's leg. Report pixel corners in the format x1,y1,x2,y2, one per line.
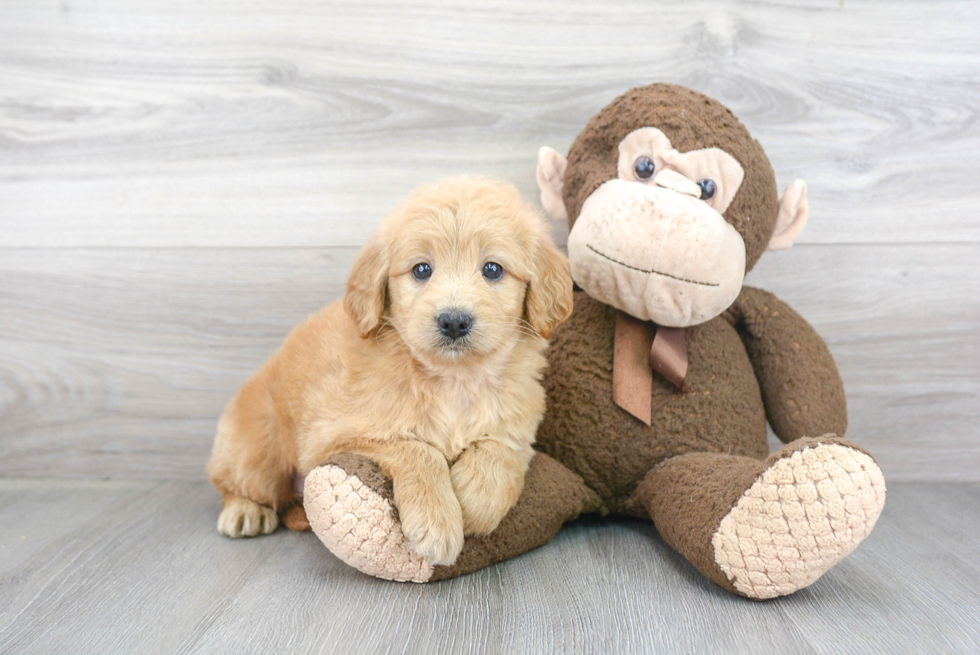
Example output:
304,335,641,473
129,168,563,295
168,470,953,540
627,435,885,599
303,452,602,582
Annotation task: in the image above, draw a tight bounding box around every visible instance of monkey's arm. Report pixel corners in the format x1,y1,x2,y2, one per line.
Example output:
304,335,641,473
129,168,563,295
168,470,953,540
725,285,847,443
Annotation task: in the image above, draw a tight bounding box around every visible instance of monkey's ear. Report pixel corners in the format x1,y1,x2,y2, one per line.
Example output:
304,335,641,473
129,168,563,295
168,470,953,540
767,180,809,251
536,146,568,221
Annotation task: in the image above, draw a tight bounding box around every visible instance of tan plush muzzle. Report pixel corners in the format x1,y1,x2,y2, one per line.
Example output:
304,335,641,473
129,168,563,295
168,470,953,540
567,178,746,327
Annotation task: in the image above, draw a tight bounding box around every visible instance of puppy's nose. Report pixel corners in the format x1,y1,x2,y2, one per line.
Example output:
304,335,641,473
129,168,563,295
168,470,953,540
437,311,473,340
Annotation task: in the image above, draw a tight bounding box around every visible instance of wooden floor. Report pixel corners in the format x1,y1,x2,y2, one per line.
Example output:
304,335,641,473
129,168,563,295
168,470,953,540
0,479,977,654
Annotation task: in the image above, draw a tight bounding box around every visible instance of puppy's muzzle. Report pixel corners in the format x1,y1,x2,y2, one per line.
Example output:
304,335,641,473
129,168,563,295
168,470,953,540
437,310,473,341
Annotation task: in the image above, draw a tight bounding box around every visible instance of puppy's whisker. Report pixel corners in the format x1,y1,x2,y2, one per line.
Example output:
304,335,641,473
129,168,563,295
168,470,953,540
373,317,399,345
374,330,403,347
517,318,543,339
377,315,393,328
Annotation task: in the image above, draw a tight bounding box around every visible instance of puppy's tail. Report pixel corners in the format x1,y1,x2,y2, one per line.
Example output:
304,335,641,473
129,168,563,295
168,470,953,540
281,504,311,532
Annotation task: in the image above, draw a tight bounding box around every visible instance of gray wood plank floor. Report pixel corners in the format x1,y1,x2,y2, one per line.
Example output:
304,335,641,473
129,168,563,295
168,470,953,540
1,479,978,654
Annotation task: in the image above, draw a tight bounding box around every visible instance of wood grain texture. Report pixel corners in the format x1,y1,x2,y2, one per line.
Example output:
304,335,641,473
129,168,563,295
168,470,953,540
0,479,978,654
1,244,977,481
1,1,979,480
1,0,979,247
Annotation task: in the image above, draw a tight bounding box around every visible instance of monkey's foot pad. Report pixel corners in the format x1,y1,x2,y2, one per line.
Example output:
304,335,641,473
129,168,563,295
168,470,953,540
304,460,434,583
712,443,886,599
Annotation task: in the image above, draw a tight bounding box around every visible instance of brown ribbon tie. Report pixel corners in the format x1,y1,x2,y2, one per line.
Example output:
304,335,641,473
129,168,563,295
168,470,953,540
612,311,688,425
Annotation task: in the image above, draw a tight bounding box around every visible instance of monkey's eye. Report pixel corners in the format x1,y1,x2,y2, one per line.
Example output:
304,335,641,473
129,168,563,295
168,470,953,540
698,179,716,200
482,262,504,281
412,263,432,281
633,156,655,181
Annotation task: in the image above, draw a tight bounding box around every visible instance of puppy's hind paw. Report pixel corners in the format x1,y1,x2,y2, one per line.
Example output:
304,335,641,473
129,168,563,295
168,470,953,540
218,496,279,538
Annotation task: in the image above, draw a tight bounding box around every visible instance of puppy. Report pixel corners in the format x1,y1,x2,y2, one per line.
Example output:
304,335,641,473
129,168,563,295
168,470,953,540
207,177,573,565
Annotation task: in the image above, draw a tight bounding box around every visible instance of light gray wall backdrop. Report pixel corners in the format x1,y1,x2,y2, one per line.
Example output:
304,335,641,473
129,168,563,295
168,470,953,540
1,0,978,481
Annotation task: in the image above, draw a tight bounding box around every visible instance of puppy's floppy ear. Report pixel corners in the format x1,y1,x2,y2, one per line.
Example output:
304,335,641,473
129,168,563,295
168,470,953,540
524,236,574,339
344,233,389,338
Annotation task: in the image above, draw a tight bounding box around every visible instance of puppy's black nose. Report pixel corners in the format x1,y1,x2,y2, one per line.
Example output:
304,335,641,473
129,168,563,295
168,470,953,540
437,311,472,340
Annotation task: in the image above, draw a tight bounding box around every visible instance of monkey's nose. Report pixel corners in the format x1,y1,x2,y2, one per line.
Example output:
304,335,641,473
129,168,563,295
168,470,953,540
653,169,702,197
437,311,473,340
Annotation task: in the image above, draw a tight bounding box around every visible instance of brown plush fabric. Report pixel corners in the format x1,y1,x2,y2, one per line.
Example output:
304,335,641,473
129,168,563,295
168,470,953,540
431,453,602,581
526,84,871,596
638,452,764,595
536,292,768,514
324,452,396,516
561,83,779,272
631,434,870,597
725,286,848,442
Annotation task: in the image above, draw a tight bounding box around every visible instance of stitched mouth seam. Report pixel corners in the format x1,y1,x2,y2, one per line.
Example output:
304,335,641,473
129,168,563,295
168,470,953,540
586,244,720,287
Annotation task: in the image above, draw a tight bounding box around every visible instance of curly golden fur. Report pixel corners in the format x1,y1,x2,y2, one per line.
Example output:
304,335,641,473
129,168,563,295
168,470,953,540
207,177,573,565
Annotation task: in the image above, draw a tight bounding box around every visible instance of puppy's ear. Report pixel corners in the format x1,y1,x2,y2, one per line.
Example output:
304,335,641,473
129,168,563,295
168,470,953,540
525,237,574,339
344,233,389,338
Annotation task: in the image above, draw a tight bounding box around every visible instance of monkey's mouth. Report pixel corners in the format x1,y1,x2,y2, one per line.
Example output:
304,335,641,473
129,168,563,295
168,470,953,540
586,244,719,288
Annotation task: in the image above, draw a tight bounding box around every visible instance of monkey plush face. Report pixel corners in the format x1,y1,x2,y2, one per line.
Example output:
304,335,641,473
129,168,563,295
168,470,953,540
537,84,809,327
565,127,748,326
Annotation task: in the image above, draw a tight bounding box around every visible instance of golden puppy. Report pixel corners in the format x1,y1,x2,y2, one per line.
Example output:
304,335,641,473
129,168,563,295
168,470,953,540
207,177,573,565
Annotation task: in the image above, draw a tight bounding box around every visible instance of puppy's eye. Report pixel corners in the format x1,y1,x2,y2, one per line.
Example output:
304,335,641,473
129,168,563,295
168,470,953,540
698,179,716,200
482,262,504,281
412,263,432,281
633,156,655,181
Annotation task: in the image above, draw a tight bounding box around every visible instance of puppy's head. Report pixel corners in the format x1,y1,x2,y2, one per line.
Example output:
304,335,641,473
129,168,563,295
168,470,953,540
344,177,573,368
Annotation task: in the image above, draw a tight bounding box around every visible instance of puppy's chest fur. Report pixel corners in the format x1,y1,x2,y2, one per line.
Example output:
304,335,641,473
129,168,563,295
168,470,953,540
297,338,547,468
391,354,544,460
420,367,518,459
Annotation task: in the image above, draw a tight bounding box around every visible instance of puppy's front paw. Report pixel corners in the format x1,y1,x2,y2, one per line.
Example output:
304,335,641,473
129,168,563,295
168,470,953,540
217,496,278,538
451,457,523,536
398,493,464,566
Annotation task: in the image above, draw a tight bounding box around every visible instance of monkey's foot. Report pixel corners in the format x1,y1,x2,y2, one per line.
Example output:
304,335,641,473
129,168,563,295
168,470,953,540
304,454,434,583
304,452,601,583
711,437,886,599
